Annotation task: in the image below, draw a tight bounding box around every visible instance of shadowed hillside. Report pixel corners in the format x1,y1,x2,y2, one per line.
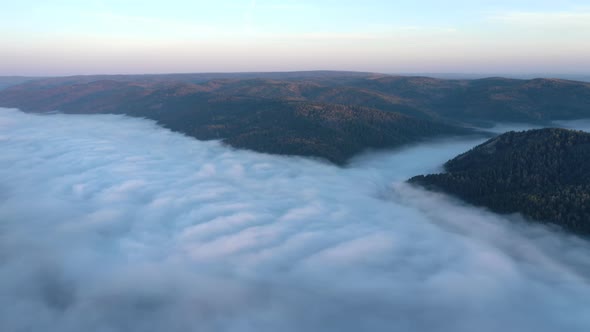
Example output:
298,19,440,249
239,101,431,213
410,128,590,235
2,71,590,163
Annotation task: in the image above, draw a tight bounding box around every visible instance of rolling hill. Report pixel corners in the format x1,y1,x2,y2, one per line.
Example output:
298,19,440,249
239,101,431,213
409,128,590,235
2,71,590,163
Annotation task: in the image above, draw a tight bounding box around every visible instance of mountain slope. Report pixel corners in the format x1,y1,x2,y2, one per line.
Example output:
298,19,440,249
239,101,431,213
409,129,590,234
0,79,472,164
3,73,590,123
2,72,590,164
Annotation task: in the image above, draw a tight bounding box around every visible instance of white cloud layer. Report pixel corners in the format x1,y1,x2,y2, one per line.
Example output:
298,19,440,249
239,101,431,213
1,108,590,331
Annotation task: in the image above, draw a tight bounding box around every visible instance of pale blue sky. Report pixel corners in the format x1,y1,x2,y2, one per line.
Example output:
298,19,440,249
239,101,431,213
1,0,589,75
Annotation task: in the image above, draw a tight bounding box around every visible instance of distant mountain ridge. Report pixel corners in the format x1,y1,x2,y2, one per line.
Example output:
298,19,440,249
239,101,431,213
410,128,590,235
1,71,590,163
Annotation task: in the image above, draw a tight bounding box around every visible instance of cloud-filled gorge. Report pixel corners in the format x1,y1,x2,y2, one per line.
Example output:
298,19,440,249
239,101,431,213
1,108,590,332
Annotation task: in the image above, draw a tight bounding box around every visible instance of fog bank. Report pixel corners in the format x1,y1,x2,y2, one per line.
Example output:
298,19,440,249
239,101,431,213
1,108,590,332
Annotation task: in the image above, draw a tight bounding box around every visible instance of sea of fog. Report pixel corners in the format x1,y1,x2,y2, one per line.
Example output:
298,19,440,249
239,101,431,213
1,108,590,332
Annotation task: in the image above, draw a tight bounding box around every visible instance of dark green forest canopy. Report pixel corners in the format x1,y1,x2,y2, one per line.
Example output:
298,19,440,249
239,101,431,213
409,128,590,235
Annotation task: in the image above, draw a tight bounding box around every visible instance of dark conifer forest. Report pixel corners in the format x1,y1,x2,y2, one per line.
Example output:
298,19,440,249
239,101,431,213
410,128,590,234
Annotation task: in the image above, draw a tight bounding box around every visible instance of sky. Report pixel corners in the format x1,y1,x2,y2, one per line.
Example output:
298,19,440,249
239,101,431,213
1,0,589,75
2,107,590,331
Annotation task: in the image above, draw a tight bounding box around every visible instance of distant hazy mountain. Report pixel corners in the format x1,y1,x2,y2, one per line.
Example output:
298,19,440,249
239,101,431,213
410,129,590,235
0,76,41,90
2,71,590,163
399,73,590,82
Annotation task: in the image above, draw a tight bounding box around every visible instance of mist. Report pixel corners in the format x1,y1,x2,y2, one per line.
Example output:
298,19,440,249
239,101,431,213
1,108,590,332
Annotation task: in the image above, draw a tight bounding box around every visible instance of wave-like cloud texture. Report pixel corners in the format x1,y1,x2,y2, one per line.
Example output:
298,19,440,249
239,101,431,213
1,108,589,331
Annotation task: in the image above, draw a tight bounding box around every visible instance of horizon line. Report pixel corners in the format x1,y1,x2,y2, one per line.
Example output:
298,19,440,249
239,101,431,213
2,70,590,81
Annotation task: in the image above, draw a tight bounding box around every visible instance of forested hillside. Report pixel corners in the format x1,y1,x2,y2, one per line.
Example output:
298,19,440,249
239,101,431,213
410,129,590,234
2,72,590,163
